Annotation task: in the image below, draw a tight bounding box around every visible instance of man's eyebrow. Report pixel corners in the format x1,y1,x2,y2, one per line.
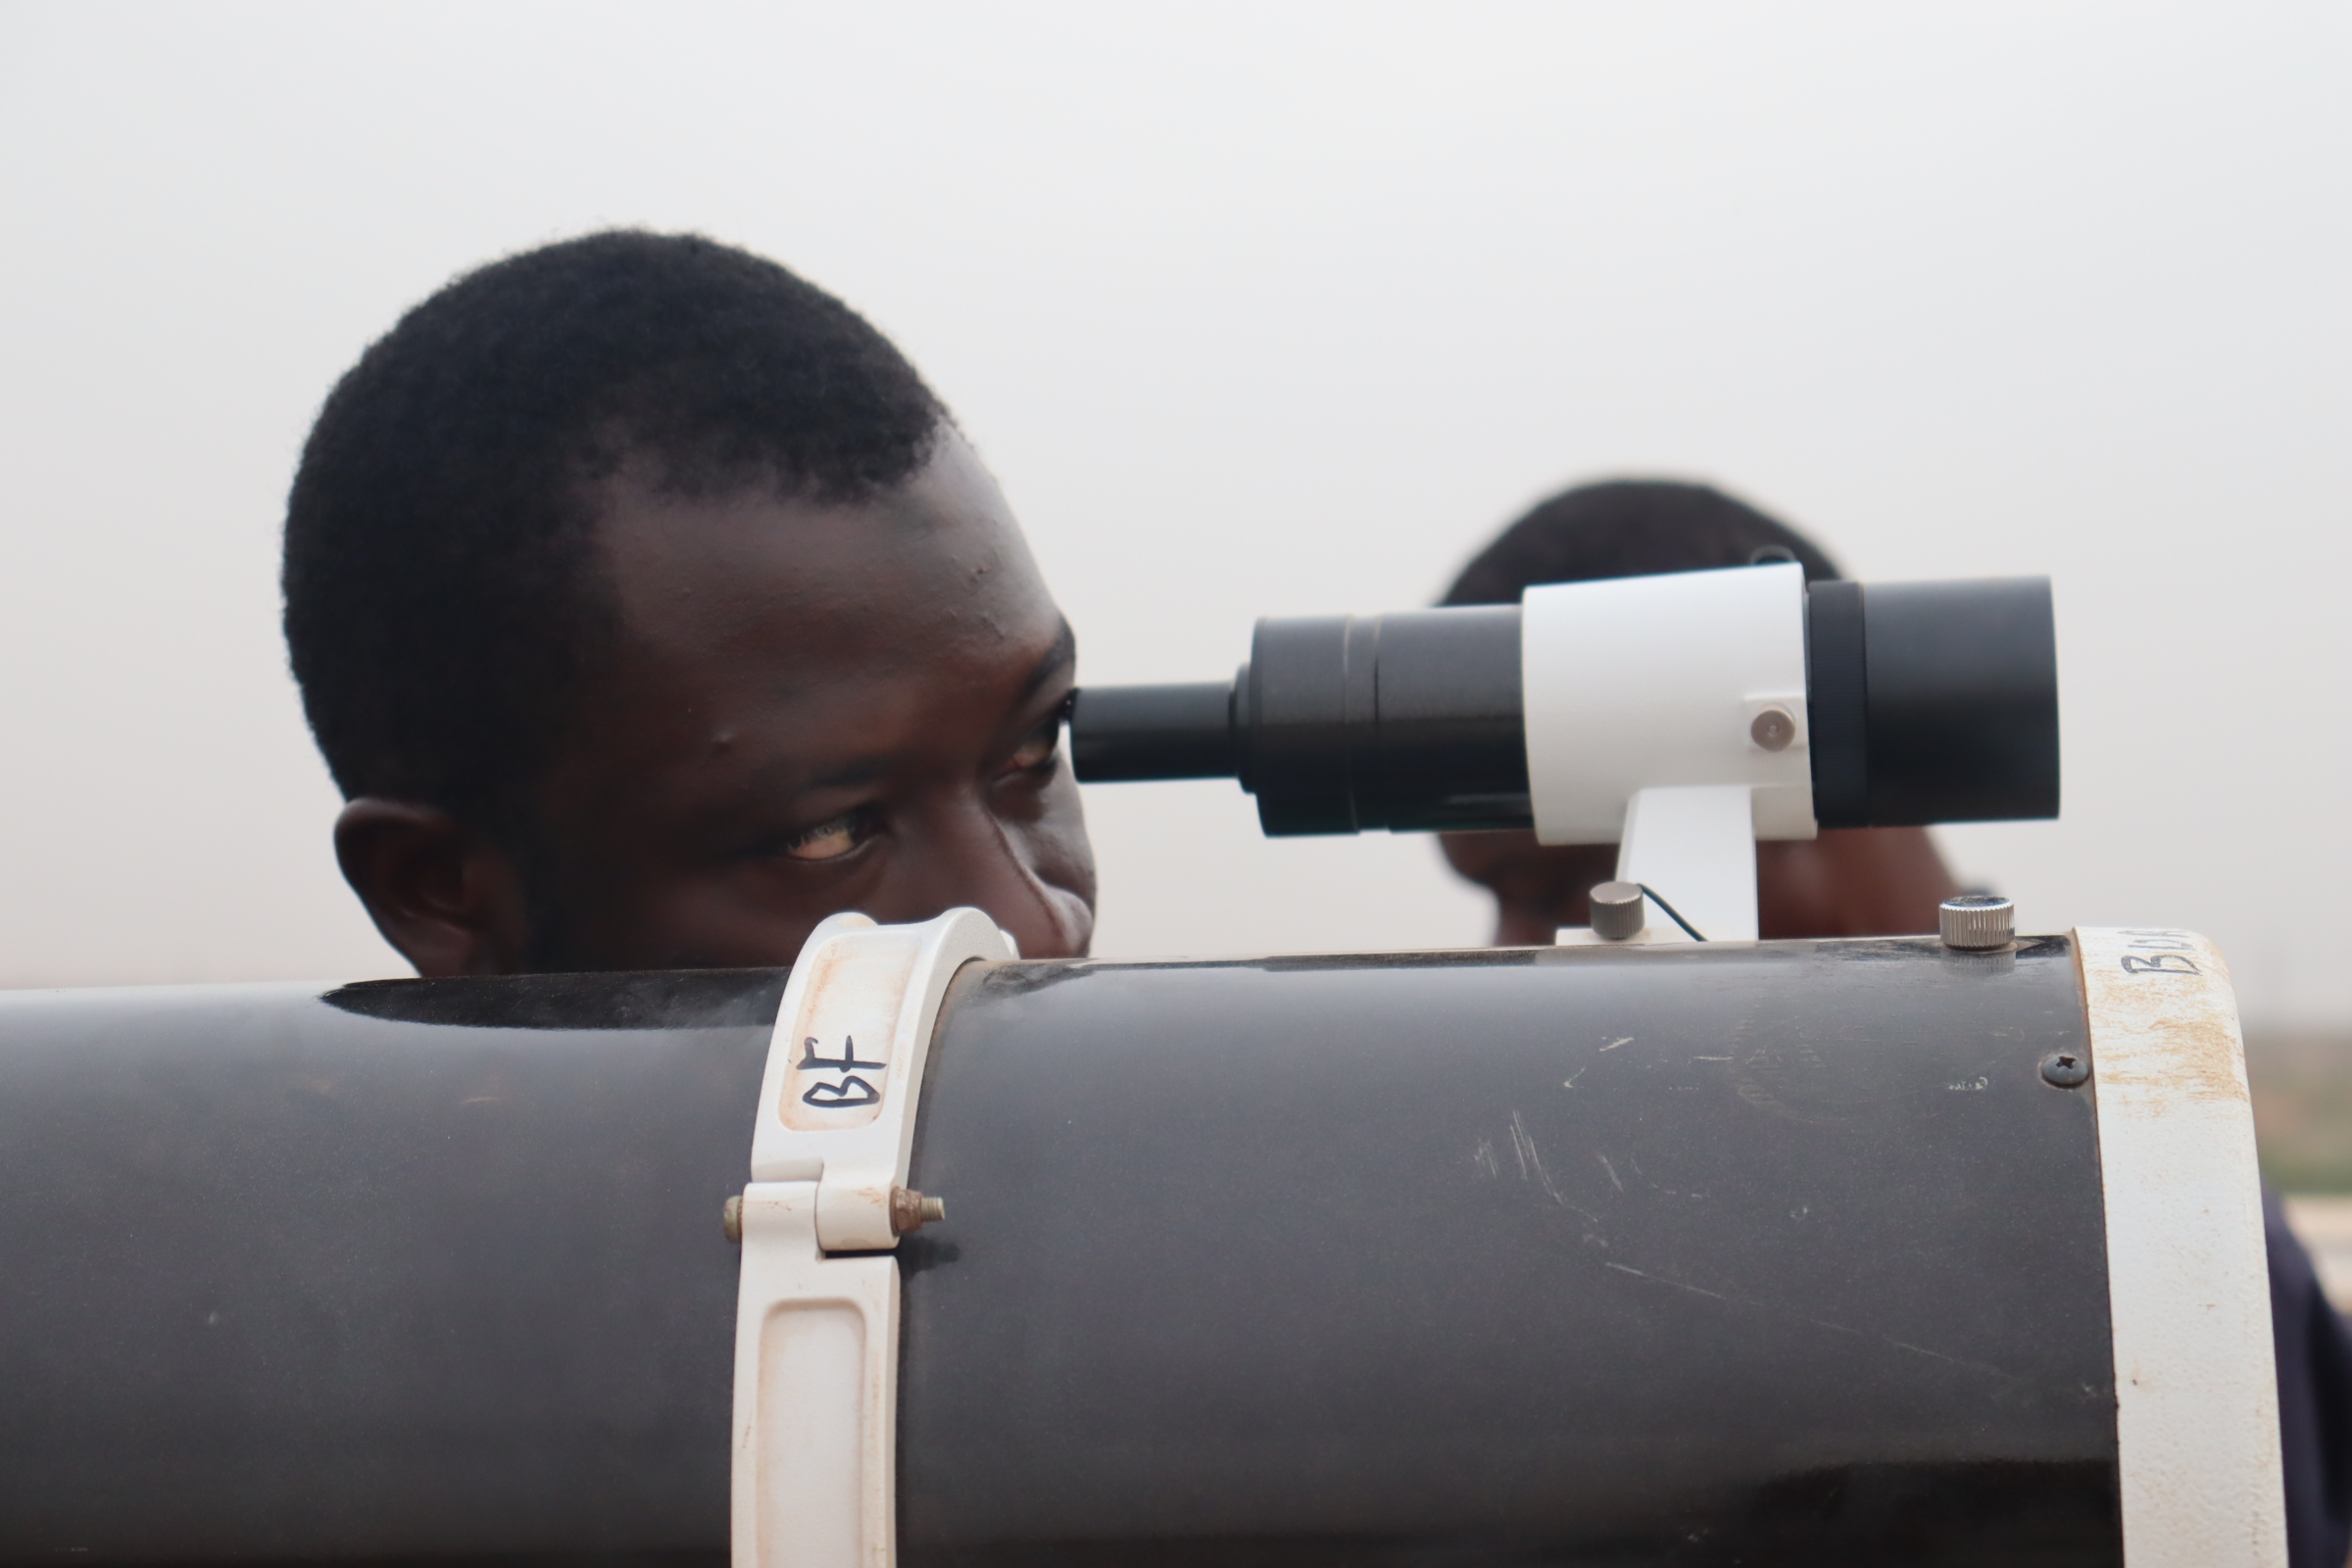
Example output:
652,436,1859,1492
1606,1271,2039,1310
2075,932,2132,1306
734,621,1077,803
1020,617,1078,703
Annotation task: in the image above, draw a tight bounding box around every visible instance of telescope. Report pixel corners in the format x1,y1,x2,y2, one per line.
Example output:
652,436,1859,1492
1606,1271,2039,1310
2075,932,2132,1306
0,566,2289,1568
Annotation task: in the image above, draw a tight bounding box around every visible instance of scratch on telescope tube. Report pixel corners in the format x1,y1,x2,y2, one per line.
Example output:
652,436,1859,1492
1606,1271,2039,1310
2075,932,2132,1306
1508,1110,1594,1221
1602,1262,2023,1381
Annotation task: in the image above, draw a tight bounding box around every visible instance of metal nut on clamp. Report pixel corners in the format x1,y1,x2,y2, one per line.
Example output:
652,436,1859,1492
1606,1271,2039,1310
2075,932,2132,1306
890,1186,946,1235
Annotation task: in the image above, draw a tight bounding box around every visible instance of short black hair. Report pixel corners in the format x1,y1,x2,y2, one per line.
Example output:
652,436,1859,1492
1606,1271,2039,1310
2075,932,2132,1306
283,229,947,831
1441,479,1840,607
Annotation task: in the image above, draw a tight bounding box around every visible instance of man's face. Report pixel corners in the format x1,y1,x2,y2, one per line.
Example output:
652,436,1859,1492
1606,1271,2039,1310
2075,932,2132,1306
517,432,1096,969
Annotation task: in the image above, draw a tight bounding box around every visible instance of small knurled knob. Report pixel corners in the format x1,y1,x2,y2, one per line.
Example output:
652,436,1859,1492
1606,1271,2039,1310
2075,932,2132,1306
1590,880,1647,942
1939,894,2014,951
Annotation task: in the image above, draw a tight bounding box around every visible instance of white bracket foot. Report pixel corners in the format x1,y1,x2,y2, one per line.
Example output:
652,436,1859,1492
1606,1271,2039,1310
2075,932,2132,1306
1614,782,1761,943
1555,784,1761,946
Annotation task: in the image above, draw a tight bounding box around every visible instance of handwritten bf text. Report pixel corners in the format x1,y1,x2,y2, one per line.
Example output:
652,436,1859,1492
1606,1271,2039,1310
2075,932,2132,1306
798,1035,887,1108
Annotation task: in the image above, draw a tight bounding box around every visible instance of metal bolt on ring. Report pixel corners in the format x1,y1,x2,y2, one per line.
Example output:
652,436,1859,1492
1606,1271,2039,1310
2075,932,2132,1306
891,1186,947,1235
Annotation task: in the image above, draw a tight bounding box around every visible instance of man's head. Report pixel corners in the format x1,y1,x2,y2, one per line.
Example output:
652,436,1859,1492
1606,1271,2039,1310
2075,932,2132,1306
285,231,1094,975
1436,479,1958,944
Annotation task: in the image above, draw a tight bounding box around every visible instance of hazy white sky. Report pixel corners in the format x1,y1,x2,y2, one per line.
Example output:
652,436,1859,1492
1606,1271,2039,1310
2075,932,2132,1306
1,3,2346,1022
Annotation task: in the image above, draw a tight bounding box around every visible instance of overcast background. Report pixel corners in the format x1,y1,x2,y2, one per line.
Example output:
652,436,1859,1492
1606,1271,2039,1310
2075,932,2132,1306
1,3,2345,1027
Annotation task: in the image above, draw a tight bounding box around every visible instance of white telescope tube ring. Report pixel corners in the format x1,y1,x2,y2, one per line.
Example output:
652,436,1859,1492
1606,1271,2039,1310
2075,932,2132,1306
730,907,1017,1568
2078,927,2284,1568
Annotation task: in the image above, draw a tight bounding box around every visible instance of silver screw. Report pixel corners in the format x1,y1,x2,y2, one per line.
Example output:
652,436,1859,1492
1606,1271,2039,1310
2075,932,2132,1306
1749,708,1796,752
1589,880,1647,942
1940,894,2014,951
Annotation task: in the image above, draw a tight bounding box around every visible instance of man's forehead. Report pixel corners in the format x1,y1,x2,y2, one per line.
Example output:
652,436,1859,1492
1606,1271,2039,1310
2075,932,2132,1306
591,441,1059,677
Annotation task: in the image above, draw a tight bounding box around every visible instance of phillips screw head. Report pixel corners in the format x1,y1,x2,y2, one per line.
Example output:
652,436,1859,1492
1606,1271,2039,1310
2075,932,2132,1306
2040,1050,2091,1089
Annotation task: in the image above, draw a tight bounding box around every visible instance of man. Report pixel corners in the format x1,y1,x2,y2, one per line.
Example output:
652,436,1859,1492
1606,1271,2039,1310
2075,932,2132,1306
1435,478,1960,944
1438,477,2352,1568
283,230,1094,974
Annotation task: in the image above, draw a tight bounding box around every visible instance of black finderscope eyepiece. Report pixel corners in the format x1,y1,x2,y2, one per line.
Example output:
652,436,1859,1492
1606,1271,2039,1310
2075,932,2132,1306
1068,574,2058,838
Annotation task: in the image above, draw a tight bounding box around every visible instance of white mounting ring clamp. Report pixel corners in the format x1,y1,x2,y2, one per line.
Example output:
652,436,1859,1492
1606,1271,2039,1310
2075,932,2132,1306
728,906,1016,1568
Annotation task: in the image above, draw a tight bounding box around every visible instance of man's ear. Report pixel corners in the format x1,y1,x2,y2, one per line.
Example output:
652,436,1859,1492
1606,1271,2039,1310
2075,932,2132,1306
333,799,534,977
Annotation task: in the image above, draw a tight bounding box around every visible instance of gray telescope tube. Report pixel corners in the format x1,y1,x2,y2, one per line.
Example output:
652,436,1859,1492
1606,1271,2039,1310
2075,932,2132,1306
1068,574,2060,835
0,937,2121,1564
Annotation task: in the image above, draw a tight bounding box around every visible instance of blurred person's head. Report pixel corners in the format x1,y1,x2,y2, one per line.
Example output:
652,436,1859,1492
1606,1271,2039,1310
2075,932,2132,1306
284,231,1094,976
1437,479,1958,945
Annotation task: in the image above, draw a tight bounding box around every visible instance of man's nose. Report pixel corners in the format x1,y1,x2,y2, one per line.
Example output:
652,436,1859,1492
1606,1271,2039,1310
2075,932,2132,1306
889,801,1087,959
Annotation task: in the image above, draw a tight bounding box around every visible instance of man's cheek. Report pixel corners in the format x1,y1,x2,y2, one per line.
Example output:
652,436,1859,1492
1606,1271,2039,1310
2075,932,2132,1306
1032,774,1098,907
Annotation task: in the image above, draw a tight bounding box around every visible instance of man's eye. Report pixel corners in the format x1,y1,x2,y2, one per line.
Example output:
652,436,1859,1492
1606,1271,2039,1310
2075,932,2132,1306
1005,719,1061,774
778,808,876,862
